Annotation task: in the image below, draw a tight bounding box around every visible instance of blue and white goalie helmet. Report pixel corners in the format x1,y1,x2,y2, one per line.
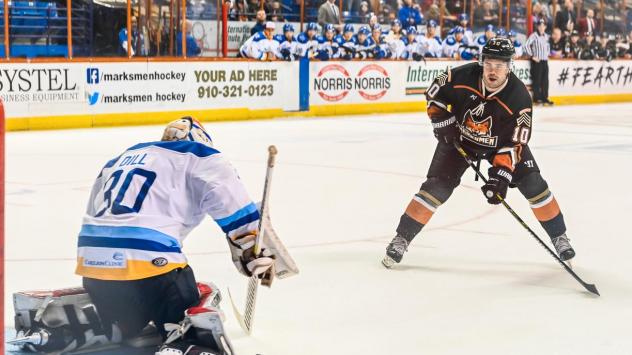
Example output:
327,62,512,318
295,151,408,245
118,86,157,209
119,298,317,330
162,116,213,148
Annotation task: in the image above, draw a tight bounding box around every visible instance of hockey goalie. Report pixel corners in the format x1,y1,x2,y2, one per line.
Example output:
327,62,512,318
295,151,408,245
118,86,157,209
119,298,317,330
10,117,298,354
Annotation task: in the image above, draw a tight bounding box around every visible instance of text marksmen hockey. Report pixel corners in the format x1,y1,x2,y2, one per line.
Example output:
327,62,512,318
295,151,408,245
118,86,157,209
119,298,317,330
101,71,186,82
102,92,186,104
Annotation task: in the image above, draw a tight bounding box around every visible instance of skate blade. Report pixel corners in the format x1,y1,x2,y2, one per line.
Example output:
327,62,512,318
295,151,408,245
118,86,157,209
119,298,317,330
382,255,396,269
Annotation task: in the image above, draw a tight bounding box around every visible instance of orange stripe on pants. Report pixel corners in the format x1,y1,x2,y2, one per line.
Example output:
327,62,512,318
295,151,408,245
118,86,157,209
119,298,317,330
405,199,434,225
532,197,561,222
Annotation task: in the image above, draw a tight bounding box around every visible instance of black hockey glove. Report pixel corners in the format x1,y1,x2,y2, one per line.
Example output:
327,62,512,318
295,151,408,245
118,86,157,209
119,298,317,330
431,116,459,144
481,167,512,204
412,53,423,61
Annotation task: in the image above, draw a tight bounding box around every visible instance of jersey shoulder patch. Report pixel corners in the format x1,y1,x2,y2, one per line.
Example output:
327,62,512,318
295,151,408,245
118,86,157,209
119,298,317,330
273,34,285,43
445,36,456,45
253,32,266,42
297,33,308,43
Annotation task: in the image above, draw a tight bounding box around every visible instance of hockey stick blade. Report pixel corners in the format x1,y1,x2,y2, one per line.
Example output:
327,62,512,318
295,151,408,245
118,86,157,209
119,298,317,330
453,142,600,296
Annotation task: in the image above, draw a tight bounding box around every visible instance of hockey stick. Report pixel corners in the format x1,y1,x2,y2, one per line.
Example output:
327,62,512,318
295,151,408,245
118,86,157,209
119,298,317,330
453,142,600,296
229,145,278,334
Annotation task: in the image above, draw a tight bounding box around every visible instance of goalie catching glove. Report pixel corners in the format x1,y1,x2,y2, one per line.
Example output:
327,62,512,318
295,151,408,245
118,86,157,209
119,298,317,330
228,233,275,280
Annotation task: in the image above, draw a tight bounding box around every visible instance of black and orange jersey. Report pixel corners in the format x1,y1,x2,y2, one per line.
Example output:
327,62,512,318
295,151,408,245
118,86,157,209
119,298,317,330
425,62,533,173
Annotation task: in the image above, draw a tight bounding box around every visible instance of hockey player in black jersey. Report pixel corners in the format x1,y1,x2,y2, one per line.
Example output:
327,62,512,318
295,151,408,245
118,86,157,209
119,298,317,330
383,38,575,268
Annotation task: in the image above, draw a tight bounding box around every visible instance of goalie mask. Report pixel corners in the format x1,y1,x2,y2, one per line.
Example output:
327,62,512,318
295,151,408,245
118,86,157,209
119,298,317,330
162,116,213,148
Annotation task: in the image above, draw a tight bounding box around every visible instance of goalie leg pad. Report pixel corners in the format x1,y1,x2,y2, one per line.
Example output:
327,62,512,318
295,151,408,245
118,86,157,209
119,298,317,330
159,307,233,355
12,287,122,353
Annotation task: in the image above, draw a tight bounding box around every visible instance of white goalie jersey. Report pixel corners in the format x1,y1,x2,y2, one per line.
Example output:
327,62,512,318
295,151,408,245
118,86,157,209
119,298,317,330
76,141,259,281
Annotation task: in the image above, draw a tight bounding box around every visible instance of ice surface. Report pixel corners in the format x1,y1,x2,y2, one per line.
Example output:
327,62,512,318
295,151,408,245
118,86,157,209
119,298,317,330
6,103,632,354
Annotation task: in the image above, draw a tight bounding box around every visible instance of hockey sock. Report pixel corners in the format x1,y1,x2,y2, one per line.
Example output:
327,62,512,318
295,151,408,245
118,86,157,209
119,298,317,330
528,189,566,239
396,213,425,243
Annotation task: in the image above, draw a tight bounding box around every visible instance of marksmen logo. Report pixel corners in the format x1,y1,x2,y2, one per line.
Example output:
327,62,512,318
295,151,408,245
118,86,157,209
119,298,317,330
460,102,499,147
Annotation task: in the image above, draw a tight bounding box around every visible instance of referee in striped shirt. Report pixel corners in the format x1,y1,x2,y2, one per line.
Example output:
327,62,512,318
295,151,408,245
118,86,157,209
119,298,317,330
525,19,553,105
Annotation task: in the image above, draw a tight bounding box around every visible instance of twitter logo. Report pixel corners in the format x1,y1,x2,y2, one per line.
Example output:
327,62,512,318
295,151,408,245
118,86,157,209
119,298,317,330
88,92,100,105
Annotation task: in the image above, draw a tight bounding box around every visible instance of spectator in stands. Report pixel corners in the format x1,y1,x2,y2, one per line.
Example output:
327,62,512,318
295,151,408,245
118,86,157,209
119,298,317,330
474,0,498,29
578,8,599,37
345,0,365,14
564,30,581,58
176,21,202,56
399,0,423,29
615,32,629,58
358,2,371,23
268,1,284,21
228,0,248,21
247,0,261,19
251,10,267,35
598,32,616,60
318,0,341,27
525,19,553,105
118,17,144,57
368,13,379,27
379,5,396,25
425,4,440,23
438,0,457,25
554,0,576,36
549,27,565,58
578,31,599,59
624,30,632,58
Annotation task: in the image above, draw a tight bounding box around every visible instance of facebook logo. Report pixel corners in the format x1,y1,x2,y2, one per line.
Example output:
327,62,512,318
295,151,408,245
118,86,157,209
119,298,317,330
87,68,99,84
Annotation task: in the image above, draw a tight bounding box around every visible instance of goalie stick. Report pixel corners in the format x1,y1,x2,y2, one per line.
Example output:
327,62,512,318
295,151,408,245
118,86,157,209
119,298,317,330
229,145,278,334
454,142,600,296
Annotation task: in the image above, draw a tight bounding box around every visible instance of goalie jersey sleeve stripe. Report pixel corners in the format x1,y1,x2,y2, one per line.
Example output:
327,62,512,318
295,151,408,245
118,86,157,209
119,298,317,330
214,202,260,233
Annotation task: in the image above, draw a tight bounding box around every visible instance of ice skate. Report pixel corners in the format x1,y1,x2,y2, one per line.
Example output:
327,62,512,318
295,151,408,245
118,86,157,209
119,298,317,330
552,234,575,262
382,235,410,268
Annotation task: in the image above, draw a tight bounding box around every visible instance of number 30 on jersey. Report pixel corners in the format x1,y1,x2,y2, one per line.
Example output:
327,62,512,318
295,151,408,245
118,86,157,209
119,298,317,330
95,168,156,217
